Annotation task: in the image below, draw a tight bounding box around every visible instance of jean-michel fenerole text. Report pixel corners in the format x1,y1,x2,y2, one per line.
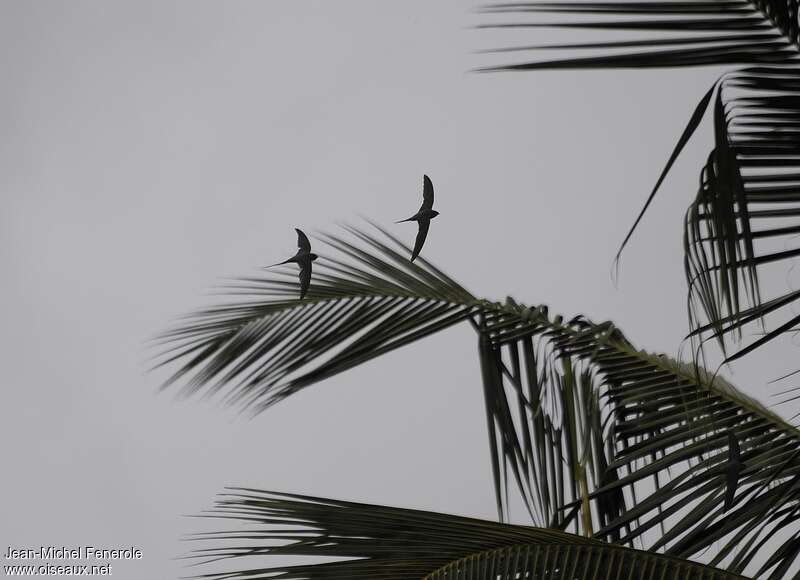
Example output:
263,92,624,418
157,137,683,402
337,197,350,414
4,546,142,560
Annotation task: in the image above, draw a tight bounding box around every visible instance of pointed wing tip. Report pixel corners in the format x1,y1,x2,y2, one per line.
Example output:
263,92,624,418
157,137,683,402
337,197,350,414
422,176,434,209
295,228,312,252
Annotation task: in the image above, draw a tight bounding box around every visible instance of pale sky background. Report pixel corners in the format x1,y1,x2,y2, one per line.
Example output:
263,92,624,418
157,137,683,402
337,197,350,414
2,2,798,579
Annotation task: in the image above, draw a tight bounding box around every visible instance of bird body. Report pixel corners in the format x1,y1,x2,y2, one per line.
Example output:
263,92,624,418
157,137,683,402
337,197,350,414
274,252,318,266
268,228,317,299
397,174,438,262
396,208,439,222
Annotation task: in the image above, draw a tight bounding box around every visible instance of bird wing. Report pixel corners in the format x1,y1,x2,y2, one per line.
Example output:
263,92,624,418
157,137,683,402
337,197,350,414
295,228,312,253
298,263,312,300
410,219,430,262
418,174,434,212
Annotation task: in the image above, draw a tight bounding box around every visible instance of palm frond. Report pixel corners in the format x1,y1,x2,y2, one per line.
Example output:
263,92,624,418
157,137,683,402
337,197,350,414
158,224,800,575
186,489,746,580
475,1,800,70
477,297,800,577
683,66,800,362
609,65,800,363
475,0,800,362
153,223,476,415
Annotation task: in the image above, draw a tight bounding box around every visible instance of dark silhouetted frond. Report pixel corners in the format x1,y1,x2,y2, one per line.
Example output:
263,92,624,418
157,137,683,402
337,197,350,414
683,66,800,363
158,225,800,576
475,1,800,70
186,489,745,580
610,66,800,363
476,299,800,577
153,223,476,415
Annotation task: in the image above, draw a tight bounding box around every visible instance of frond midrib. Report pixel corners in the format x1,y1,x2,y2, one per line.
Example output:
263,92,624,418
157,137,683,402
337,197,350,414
163,267,800,443
477,298,800,447
224,284,800,440
422,541,748,580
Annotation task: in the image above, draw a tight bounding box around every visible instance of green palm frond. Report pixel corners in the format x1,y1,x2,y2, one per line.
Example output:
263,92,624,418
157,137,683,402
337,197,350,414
474,0,800,362
475,1,800,70
477,298,800,577
186,489,746,580
159,224,800,576
684,66,800,362
473,0,800,364
153,223,476,414
608,66,800,363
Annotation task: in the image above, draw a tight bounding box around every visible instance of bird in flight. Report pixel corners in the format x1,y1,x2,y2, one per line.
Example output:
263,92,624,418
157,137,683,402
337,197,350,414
396,174,439,262
267,228,318,299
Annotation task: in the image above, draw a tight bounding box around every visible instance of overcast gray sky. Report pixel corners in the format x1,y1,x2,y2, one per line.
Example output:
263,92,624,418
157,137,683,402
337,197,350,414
2,2,798,579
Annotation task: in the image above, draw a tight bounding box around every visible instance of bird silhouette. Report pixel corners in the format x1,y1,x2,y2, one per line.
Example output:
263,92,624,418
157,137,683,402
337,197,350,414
723,432,742,511
396,174,439,262
267,228,318,299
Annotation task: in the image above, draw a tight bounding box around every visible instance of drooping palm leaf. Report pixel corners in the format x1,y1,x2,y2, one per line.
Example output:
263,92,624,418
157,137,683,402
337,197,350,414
475,1,800,71
186,489,746,580
159,225,800,576
476,305,630,533
153,223,476,414
608,66,800,363
477,298,800,577
683,66,800,362
475,1,800,362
